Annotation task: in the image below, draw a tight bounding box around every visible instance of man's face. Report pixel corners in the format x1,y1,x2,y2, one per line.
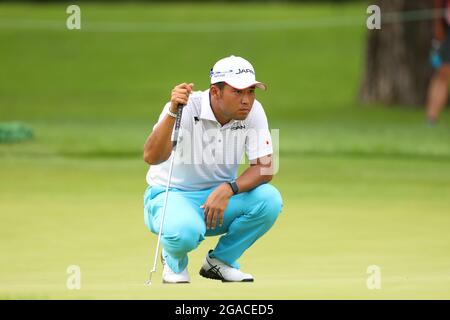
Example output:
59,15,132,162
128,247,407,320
213,84,256,121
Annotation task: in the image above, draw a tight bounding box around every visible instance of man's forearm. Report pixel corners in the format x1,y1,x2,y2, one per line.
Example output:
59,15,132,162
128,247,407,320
434,17,446,41
144,83,194,165
435,0,446,41
143,114,176,165
235,164,273,194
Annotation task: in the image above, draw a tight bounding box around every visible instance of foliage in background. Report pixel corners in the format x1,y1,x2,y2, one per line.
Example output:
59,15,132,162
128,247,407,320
0,122,33,143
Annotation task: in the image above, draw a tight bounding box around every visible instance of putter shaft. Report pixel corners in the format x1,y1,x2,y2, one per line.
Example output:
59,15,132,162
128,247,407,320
145,105,183,285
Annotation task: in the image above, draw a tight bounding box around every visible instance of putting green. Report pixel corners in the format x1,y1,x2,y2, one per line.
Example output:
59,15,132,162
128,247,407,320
1,154,449,299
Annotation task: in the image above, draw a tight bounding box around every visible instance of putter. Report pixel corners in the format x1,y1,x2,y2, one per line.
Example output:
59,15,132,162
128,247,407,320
145,104,184,286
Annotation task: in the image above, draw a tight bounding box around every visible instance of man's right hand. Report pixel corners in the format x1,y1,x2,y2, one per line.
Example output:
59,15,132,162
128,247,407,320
143,82,194,165
170,83,194,113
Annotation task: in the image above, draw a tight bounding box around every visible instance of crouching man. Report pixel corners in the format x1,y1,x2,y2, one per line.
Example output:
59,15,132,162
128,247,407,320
143,55,283,283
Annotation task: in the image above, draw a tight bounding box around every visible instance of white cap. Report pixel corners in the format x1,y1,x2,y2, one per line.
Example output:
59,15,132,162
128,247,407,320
209,55,267,91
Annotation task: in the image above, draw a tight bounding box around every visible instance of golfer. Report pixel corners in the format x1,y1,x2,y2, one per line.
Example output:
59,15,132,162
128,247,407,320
143,55,283,283
426,0,450,124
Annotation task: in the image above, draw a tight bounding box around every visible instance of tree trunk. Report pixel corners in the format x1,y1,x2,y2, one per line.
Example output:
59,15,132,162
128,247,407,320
359,0,434,107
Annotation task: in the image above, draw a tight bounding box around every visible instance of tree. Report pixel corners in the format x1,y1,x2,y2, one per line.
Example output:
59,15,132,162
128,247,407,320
359,0,434,107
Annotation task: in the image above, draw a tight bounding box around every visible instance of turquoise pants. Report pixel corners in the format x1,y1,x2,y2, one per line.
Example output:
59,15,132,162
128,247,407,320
143,183,283,273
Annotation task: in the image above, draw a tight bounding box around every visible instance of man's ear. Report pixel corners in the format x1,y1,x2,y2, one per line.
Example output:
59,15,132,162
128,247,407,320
210,85,221,98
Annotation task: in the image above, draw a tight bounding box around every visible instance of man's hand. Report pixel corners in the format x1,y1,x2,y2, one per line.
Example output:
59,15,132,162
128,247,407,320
143,82,194,165
170,83,194,113
200,183,234,230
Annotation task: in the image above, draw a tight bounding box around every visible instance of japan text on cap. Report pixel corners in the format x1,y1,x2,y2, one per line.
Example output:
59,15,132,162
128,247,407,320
210,55,267,91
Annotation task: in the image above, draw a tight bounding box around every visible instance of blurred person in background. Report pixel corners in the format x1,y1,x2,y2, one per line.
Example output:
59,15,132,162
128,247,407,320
426,0,450,125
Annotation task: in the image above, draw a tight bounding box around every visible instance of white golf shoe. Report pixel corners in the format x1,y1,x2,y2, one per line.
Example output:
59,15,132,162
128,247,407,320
161,253,190,284
199,250,254,282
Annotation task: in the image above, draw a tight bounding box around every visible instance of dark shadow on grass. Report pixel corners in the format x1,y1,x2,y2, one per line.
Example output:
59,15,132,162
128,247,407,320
61,149,450,163
2,149,450,162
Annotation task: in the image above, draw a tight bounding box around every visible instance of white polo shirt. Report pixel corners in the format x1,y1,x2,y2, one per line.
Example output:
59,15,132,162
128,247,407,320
146,89,273,191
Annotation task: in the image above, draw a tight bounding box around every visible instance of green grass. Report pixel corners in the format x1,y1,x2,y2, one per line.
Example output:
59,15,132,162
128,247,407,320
1,155,449,299
1,2,450,299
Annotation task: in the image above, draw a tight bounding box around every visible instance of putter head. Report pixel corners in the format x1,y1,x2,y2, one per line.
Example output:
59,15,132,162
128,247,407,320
145,270,155,286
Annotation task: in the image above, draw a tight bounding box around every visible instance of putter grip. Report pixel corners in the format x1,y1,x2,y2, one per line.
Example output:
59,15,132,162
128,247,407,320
172,104,184,149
